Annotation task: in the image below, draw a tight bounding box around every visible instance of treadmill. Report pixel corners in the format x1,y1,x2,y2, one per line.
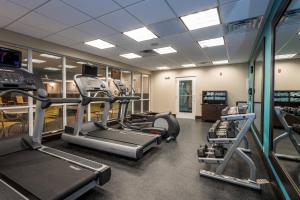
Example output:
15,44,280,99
0,48,111,200
62,65,161,159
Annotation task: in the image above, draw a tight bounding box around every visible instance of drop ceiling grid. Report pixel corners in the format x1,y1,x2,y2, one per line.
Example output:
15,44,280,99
0,0,271,70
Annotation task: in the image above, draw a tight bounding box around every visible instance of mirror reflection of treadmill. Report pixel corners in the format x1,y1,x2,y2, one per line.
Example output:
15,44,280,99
62,65,161,159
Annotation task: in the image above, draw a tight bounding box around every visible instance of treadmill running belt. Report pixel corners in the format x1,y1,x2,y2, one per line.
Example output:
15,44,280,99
0,179,27,200
87,129,157,146
0,150,97,200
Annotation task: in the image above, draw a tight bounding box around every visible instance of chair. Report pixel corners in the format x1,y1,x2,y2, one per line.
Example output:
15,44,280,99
45,106,60,128
0,97,5,106
0,111,20,137
16,96,27,105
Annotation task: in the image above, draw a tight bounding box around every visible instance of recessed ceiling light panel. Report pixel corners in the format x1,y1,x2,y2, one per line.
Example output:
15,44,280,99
44,67,61,71
212,60,228,65
40,54,61,59
24,58,46,64
198,37,224,48
153,47,177,54
275,54,296,60
84,39,115,49
182,64,196,67
156,66,170,70
120,53,142,59
180,8,220,31
123,27,157,42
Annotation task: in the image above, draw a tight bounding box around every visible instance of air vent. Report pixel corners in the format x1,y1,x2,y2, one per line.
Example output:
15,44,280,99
225,16,262,34
280,8,300,24
139,49,157,57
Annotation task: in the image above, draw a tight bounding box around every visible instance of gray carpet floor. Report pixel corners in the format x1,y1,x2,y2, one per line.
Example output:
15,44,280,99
46,119,277,200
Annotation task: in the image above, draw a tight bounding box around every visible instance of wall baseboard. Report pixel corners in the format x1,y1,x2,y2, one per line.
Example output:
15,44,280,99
195,116,202,119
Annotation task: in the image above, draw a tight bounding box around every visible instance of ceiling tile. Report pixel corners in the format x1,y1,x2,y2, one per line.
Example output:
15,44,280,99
162,53,190,65
18,12,67,34
288,0,300,10
278,35,300,55
166,0,217,16
0,15,13,27
218,0,239,5
148,18,187,37
6,21,50,38
62,0,121,18
190,24,224,41
225,30,258,61
43,34,79,46
113,0,144,7
220,0,269,24
0,0,29,20
203,46,227,60
9,0,48,9
126,0,176,25
161,32,195,50
36,0,90,26
57,27,95,43
178,45,209,62
98,9,142,32
275,23,299,52
75,20,117,37
103,33,145,51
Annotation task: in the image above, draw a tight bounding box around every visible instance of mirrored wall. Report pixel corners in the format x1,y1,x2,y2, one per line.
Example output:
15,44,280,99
0,43,151,138
271,0,300,196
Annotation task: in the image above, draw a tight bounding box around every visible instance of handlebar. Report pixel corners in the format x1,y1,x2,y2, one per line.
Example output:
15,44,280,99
113,96,140,101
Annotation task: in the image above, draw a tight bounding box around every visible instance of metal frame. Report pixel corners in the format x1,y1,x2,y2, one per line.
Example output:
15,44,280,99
199,108,260,190
273,107,300,161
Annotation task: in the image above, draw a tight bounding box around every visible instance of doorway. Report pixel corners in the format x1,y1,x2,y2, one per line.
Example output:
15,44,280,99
176,77,196,119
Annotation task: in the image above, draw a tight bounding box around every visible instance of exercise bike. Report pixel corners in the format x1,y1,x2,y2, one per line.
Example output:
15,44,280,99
112,79,180,142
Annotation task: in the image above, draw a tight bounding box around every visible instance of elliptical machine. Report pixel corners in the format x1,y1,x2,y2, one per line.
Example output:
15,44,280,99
112,79,180,142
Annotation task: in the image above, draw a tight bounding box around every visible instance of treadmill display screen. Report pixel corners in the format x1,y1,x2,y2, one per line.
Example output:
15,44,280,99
0,47,22,68
82,64,98,77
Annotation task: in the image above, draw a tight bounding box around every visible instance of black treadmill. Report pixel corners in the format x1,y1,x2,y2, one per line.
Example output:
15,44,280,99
0,48,111,200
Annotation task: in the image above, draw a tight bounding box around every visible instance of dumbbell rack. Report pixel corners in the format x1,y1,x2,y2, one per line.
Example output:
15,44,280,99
273,107,300,161
198,107,260,190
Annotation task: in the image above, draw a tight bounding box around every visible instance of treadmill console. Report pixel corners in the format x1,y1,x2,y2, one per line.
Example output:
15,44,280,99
0,47,44,91
0,67,44,91
113,79,127,95
75,76,110,96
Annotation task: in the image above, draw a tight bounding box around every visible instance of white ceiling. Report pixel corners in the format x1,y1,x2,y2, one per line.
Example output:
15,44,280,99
0,0,271,70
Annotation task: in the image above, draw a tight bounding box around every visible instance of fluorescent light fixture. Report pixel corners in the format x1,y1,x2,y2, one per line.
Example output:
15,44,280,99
58,65,77,69
40,54,61,59
212,60,228,65
180,8,220,31
120,53,142,59
44,67,60,71
84,39,115,49
153,47,177,54
24,58,46,63
198,37,224,48
21,63,27,67
123,27,157,42
275,54,296,60
122,71,131,73
156,66,170,70
76,61,87,65
182,64,196,67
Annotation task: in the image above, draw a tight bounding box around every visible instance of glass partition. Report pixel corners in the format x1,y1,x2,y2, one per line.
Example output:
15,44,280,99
133,72,142,113
253,41,264,142
271,0,300,196
32,51,63,133
142,75,150,112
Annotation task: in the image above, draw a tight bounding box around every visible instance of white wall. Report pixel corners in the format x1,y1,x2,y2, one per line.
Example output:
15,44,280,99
275,58,300,90
150,63,248,116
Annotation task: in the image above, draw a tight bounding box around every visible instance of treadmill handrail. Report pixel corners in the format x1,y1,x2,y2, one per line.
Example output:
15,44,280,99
113,96,140,101
0,89,82,109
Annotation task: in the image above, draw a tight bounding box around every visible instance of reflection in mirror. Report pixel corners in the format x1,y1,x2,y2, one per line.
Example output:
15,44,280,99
253,42,264,142
273,0,300,192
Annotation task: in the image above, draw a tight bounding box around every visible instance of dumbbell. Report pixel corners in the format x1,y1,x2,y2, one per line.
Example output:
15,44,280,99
292,124,300,134
197,144,208,157
214,145,226,158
